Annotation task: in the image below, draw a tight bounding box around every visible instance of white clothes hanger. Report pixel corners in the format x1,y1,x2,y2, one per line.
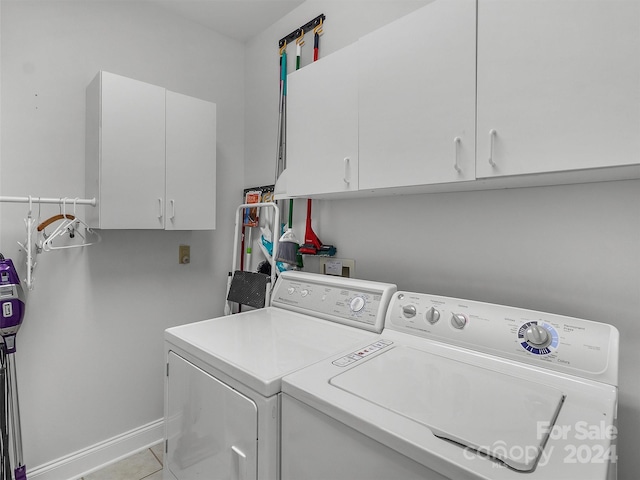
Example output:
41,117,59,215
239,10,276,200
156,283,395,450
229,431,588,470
40,198,101,251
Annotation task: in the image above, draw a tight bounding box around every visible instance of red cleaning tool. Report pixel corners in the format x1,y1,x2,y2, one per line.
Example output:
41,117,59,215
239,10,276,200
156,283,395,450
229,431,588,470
299,199,322,255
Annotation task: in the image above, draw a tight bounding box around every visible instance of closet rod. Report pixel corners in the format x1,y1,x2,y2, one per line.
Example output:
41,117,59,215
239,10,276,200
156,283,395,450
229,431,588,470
0,196,97,206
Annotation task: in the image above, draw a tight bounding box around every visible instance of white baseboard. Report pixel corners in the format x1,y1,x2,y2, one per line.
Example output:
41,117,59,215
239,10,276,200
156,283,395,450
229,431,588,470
27,418,164,480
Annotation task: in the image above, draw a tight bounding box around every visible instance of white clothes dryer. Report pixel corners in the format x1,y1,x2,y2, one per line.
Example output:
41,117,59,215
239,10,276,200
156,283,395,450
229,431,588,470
163,271,396,480
281,290,619,480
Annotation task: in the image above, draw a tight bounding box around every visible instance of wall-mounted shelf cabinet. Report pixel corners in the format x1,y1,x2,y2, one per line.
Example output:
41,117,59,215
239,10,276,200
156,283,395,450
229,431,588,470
86,71,216,230
476,0,640,179
286,43,359,196
280,0,640,200
358,0,476,190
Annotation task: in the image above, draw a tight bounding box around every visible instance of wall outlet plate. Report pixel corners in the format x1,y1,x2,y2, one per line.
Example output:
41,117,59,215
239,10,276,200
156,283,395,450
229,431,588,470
319,258,355,278
179,245,190,264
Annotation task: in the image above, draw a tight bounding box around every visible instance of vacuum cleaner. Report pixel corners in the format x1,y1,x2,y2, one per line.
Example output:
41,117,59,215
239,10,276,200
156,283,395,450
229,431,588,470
0,254,27,480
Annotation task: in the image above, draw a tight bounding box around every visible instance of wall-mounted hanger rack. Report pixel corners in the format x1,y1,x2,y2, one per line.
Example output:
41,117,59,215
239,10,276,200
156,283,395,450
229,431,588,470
279,14,325,49
1,195,98,290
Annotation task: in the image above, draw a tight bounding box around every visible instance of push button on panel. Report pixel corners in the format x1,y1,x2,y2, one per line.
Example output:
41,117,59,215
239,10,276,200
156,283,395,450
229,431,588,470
332,341,393,367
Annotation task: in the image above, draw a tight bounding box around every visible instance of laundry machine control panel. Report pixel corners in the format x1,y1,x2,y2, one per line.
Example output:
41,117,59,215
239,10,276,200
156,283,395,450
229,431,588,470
387,291,619,385
271,271,397,333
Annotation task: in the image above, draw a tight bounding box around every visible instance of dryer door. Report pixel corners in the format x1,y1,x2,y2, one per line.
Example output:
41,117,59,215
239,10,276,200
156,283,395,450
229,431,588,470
166,352,258,480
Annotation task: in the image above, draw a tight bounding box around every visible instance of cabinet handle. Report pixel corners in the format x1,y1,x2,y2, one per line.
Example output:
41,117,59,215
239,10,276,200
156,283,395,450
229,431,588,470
231,446,247,480
158,198,163,219
453,137,462,173
488,129,497,167
343,157,350,184
170,199,175,220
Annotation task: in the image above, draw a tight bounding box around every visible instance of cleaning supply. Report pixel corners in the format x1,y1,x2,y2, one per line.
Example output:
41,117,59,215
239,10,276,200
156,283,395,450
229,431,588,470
298,199,337,257
258,191,275,261
0,254,27,480
299,199,322,254
275,48,287,181
275,199,300,266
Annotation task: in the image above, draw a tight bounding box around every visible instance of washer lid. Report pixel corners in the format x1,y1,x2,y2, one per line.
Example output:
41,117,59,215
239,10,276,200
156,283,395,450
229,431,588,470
329,346,565,472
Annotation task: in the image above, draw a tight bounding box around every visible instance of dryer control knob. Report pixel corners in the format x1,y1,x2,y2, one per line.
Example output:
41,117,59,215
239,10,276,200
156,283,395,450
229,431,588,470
425,307,440,324
525,324,550,346
350,296,366,312
402,305,417,318
450,313,467,329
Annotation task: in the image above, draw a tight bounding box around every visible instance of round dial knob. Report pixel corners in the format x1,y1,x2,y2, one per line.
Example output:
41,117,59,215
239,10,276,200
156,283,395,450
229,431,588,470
287,287,295,295
301,289,309,297
425,307,440,324
450,313,467,329
525,324,550,346
402,305,417,318
350,296,366,312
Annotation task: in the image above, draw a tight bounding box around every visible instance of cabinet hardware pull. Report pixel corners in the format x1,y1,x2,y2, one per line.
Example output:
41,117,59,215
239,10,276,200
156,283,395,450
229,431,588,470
454,137,462,173
158,198,163,220
231,445,247,480
343,157,350,184
488,129,497,167
170,199,175,220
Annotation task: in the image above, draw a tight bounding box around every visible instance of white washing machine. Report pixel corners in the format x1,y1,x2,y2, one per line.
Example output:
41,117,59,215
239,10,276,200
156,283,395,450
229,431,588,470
162,271,397,480
281,290,619,480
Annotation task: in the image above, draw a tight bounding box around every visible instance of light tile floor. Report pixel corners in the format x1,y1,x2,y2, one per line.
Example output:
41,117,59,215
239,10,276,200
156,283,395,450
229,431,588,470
81,442,163,480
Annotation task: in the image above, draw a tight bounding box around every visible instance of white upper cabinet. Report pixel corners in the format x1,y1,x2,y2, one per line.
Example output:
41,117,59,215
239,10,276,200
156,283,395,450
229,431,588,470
165,91,217,230
476,0,640,178
86,71,166,229
281,0,640,199
285,42,359,197
358,0,477,190
86,71,216,229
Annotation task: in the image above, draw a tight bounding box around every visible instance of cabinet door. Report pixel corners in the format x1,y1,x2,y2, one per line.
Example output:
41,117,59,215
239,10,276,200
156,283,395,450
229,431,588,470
477,0,640,178
166,352,258,480
100,72,166,228
286,43,359,197
358,0,476,190
166,91,217,230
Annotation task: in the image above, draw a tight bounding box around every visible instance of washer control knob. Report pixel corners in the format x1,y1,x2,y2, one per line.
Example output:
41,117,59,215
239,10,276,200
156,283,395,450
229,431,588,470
301,289,309,297
402,305,417,318
525,324,550,346
450,313,467,329
425,307,440,324
350,296,366,313
287,287,295,295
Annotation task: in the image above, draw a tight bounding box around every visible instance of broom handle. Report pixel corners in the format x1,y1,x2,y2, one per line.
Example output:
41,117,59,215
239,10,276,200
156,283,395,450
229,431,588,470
288,199,294,228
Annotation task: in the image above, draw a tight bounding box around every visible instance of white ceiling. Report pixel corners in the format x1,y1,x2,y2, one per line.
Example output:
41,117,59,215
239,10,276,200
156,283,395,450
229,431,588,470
153,0,305,42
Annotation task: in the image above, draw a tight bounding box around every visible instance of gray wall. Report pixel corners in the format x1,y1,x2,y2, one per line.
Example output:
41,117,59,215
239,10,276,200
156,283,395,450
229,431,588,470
0,0,244,468
0,0,637,477
244,1,640,478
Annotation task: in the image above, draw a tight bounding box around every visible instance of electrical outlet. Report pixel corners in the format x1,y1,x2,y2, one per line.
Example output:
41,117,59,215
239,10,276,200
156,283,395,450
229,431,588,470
179,245,190,264
319,258,355,278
